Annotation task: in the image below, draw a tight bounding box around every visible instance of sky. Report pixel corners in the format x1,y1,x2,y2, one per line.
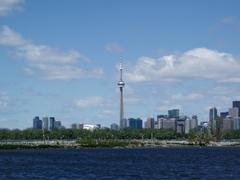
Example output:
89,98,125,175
0,0,240,129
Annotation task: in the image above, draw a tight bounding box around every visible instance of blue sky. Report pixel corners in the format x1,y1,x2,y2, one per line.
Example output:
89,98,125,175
0,0,240,129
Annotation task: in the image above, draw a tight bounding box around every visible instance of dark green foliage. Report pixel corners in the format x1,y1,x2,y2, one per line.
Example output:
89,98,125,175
223,130,240,139
0,128,178,140
187,128,212,145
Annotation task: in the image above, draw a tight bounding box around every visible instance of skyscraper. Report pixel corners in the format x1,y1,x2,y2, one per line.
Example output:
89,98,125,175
33,116,42,129
49,117,55,130
229,107,240,118
168,109,180,119
42,116,49,130
191,115,198,129
220,112,229,118
127,118,143,129
159,118,176,130
118,63,125,129
209,107,218,121
144,117,155,129
233,101,240,108
209,107,218,134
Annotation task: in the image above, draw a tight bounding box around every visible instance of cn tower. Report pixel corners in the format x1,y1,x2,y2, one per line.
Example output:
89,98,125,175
118,63,125,128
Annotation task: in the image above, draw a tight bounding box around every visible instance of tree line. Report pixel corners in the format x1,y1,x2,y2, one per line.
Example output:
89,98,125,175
0,128,239,141
0,128,179,140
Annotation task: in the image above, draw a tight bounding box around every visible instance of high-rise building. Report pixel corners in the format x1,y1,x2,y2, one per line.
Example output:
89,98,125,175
128,118,143,129
233,101,240,108
209,107,218,121
191,115,198,129
168,109,179,119
33,116,42,129
155,119,160,129
229,107,240,118
158,118,176,130
49,117,55,130
176,116,188,133
118,63,125,129
222,118,233,131
144,117,155,129
209,107,218,133
220,112,229,118
157,114,168,119
185,118,191,134
42,116,49,130
233,118,240,130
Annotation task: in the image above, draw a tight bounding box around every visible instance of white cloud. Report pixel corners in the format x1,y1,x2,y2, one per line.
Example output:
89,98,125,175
105,42,124,53
171,93,204,101
126,48,240,83
97,110,115,118
0,26,25,45
75,96,105,109
125,96,141,104
16,45,82,64
30,64,103,80
220,16,239,25
156,104,182,114
219,77,240,83
0,0,24,16
0,26,103,80
102,110,114,115
0,91,9,110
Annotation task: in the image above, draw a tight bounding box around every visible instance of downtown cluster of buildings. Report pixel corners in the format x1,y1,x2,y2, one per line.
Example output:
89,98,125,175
33,116,64,130
209,101,240,133
110,109,198,133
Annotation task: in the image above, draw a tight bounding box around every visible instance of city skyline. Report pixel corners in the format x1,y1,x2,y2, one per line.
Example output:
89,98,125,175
0,0,240,129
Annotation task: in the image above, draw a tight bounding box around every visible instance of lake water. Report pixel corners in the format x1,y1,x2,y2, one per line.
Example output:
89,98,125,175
0,147,240,179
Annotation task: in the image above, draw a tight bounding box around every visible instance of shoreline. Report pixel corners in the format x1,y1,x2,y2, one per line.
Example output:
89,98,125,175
1,140,240,150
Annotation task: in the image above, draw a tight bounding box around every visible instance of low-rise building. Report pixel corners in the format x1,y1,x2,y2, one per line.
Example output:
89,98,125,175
110,123,119,130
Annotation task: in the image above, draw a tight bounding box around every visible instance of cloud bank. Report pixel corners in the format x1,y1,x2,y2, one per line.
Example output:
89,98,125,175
75,96,105,109
104,42,124,53
0,91,9,111
126,48,240,83
0,0,24,16
0,26,103,80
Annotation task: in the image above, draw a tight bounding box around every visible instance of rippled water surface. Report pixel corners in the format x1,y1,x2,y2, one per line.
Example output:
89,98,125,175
0,147,240,179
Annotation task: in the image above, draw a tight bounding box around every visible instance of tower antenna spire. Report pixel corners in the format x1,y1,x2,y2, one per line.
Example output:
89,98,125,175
120,63,123,81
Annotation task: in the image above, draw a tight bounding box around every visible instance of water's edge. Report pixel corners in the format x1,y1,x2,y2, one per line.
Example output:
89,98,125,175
1,140,240,150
